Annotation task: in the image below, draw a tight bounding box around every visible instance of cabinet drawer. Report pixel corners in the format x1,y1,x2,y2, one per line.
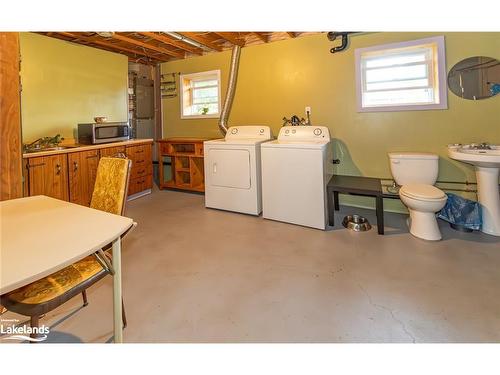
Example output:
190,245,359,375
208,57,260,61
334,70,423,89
128,174,152,196
130,163,152,179
126,144,151,160
100,146,126,158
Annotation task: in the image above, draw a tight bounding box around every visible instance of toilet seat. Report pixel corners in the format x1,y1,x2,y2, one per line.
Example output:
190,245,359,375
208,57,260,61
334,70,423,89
400,183,446,201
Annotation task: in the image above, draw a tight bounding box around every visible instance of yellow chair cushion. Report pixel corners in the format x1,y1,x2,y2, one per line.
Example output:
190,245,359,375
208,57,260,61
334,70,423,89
3,256,104,305
90,157,130,215
2,157,129,309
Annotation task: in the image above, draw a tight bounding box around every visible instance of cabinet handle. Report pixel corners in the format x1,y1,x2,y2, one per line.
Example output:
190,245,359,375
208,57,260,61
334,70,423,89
56,164,61,175
135,150,144,153
73,161,78,171
137,179,144,184
136,159,145,163
27,162,45,168
138,169,145,174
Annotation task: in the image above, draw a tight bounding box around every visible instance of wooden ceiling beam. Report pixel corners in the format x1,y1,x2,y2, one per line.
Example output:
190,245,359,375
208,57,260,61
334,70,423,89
176,32,223,52
137,32,204,55
212,32,245,47
54,32,168,62
253,32,269,43
112,33,185,58
286,32,297,38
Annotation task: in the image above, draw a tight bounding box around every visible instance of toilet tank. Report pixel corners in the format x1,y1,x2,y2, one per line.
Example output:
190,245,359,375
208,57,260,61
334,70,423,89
388,152,439,185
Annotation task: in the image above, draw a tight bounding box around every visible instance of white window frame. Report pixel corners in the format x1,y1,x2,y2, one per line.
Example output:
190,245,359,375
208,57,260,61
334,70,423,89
180,70,221,119
355,36,448,112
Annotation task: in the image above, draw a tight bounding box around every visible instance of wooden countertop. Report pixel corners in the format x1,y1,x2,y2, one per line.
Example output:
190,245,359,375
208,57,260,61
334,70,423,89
22,138,154,159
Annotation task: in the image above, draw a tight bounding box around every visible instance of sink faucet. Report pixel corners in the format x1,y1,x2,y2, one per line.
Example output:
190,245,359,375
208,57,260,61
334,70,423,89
471,142,492,150
24,134,64,152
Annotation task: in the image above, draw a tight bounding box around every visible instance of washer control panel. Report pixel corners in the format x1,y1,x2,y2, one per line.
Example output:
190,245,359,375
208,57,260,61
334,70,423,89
225,126,272,140
278,126,330,141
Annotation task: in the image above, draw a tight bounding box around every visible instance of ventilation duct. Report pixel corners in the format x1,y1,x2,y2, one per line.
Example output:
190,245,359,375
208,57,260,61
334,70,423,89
218,45,241,136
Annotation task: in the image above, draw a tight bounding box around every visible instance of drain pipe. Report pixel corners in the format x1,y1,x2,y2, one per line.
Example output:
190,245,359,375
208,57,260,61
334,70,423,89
219,45,241,136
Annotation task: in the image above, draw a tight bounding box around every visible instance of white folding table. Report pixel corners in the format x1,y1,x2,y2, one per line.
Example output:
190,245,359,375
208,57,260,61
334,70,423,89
0,195,135,343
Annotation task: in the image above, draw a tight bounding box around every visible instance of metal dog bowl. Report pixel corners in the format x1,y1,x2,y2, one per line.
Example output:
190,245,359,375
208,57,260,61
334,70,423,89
342,215,372,232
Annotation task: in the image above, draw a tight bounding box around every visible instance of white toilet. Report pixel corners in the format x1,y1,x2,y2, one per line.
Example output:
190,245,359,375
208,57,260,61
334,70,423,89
388,152,448,241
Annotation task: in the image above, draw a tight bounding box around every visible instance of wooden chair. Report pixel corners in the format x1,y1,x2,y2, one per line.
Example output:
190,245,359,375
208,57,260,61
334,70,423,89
0,157,132,339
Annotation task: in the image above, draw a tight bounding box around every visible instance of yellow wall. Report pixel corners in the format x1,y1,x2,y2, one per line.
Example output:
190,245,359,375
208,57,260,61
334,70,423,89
20,33,128,142
161,32,500,211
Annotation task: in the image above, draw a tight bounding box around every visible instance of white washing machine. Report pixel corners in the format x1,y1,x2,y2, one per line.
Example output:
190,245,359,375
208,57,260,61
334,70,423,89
261,126,332,230
204,126,272,215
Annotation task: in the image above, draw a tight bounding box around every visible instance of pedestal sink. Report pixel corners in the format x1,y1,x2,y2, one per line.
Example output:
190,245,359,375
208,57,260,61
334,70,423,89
448,144,500,236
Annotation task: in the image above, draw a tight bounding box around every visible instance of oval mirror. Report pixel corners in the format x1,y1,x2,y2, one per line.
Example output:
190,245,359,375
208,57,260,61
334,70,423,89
447,56,500,100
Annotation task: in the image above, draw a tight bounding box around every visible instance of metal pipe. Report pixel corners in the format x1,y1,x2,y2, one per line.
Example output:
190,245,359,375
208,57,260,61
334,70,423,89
218,45,241,136
327,32,358,54
381,184,477,194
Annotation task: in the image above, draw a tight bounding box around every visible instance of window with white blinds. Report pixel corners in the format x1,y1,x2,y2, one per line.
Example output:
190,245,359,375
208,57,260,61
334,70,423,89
180,70,221,118
355,36,447,112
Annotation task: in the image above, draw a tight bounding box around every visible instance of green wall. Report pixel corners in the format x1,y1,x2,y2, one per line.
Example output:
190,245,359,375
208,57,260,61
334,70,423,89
20,33,128,142
161,32,500,212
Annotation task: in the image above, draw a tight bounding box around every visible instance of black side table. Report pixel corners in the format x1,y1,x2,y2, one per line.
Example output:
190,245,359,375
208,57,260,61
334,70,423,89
327,175,385,235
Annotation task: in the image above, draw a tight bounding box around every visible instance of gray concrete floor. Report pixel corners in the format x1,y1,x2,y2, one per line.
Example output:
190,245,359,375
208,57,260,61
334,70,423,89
2,187,500,343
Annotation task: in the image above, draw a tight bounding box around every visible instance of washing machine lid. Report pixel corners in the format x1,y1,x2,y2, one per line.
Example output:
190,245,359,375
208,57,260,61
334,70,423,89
261,139,329,150
204,138,271,146
277,126,331,142
400,184,446,200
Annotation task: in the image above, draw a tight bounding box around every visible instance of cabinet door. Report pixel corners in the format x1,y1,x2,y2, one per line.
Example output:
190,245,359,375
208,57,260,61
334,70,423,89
68,150,99,206
27,154,69,201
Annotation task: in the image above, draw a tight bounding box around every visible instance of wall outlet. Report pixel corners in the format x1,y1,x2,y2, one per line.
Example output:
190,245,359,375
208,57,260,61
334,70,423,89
305,106,311,114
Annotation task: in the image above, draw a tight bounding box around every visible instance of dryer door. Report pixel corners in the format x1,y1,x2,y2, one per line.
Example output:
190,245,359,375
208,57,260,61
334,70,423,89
208,149,251,189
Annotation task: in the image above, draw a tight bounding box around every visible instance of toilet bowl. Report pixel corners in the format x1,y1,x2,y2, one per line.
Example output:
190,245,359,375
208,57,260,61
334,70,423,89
388,152,447,241
399,184,447,241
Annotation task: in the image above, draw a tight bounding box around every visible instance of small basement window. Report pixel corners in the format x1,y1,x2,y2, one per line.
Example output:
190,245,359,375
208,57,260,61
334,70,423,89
355,36,447,112
180,70,221,119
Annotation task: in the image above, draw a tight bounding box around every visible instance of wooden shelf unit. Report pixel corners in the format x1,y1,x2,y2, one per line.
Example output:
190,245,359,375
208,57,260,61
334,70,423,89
158,138,208,192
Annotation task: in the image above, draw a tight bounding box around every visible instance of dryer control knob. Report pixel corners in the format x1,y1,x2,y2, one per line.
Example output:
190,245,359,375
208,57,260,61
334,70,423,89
313,128,322,136
231,128,238,134
260,129,264,133
285,129,290,134
292,129,296,134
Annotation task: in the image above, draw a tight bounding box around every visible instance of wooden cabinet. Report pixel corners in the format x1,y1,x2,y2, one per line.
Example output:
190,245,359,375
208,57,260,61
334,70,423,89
127,174,153,196
26,154,69,201
68,149,99,206
158,138,207,192
24,141,153,202
126,143,153,197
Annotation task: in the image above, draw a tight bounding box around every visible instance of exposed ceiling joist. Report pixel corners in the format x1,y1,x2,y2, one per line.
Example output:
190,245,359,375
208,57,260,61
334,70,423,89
39,32,317,64
253,32,269,43
112,33,185,58
138,32,204,55
54,32,165,63
212,32,245,47
177,32,224,52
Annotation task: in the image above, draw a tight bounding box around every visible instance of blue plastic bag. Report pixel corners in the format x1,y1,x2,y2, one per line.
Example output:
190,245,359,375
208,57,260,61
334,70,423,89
437,193,482,230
